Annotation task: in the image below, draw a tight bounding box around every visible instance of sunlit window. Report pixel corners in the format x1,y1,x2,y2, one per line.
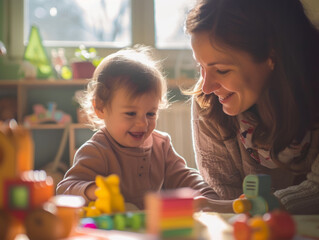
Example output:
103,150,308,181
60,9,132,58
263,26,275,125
24,0,194,50
154,0,194,49
24,0,131,47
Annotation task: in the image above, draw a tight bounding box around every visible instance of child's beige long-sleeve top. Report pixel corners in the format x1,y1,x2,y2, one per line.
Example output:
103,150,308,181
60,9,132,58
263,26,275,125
56,128,218,209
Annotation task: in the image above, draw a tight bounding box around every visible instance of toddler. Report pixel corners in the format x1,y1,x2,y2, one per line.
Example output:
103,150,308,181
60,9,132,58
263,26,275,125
56,46,217,209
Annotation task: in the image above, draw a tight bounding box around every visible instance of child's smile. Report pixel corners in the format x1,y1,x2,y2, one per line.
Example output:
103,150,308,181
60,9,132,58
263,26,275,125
129,131,145,140
97,87,159,148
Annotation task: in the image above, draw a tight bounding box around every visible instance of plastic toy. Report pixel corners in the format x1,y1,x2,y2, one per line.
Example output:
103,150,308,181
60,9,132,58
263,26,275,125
24,25,55,79
79,174,147,233
233,174,280,216
0,121,84,240
80,211,145,232
232,210,296,240
145,187,196,238
82,174,125,217
23,102,72,126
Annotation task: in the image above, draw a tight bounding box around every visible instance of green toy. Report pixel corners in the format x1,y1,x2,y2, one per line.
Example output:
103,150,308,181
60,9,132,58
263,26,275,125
24,25,55,79
233,174,281,216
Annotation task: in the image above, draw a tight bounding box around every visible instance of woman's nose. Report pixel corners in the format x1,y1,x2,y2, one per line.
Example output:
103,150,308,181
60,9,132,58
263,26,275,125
202,73,221,94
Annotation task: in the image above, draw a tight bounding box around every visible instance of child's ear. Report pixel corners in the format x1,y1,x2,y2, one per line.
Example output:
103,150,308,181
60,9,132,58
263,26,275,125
93,99,105,119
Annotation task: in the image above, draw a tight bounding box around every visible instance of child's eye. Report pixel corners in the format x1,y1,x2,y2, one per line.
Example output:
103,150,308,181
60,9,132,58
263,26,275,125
147,112,156,117
125,112,136,116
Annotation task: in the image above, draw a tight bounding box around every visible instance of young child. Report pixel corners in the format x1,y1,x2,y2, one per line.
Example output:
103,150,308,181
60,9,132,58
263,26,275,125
56,46,217,210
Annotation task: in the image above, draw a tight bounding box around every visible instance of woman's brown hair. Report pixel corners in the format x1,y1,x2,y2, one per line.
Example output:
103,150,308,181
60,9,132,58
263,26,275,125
185,0,319,159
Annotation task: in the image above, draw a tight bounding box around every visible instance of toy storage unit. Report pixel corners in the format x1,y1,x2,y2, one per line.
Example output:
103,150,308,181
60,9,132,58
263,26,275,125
0,79,94,169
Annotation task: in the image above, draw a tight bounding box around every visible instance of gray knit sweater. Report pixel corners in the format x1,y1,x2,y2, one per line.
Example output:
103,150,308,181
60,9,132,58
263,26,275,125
191,98,319,214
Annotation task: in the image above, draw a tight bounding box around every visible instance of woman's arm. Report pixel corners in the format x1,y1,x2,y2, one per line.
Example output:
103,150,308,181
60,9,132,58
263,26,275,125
274,153,319,214
194,196,235,213
191,98,243,200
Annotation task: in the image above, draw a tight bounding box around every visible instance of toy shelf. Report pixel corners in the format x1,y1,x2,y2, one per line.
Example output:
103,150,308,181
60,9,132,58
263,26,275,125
0,79,92,170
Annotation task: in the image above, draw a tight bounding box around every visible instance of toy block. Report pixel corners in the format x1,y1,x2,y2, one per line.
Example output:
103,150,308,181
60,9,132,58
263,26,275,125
145,187,196,238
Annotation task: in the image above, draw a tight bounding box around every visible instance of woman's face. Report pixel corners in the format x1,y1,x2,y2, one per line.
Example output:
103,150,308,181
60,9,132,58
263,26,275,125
191,31,274,116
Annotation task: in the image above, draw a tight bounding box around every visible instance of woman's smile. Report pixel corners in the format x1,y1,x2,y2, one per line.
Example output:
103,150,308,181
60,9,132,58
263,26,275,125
217,92,235,104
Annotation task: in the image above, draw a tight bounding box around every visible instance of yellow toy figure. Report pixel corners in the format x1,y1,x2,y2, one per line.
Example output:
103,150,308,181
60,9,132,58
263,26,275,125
95,175,112,214
105,174,125,213
84,174,125,217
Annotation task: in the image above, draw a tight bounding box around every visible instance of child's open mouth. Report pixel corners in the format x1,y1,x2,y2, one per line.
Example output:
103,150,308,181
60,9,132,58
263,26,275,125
129,132,144,139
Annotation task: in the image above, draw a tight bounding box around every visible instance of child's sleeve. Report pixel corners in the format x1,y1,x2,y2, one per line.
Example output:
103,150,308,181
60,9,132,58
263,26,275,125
161,134,219,200
56,142,107,204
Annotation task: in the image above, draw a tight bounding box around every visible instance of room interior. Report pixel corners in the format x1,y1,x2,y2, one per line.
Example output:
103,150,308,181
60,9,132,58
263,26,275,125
0,0,319,239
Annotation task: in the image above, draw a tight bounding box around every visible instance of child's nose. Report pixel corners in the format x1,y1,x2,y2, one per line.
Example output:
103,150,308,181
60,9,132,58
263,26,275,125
136,116,148,127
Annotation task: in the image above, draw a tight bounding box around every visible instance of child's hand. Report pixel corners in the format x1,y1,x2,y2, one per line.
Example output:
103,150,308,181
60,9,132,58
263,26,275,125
125,202,140,211
85,183,98,201
194,196,234,213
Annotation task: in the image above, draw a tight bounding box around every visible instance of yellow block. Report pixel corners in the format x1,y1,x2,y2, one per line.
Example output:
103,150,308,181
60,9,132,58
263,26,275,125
160,216,194,230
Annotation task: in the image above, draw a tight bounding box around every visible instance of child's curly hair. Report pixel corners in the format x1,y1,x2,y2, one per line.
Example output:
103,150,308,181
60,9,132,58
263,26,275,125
77,45,168,130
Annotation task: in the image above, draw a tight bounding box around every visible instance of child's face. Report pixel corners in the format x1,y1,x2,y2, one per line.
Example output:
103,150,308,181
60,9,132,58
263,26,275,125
97,87,160,147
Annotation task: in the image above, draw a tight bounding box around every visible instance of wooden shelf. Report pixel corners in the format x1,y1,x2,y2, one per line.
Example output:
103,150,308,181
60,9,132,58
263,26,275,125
0,79,93,169
0,79,89,86
26,123,88,130
0,77,195,87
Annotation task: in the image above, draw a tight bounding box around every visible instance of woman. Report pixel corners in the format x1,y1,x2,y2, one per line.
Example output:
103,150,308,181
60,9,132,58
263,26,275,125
185,0,319,214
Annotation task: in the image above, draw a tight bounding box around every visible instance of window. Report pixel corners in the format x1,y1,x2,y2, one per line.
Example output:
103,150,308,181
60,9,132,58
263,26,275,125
24,0,131,48
23,0,193,49
7,0,197,79
154,0,194,49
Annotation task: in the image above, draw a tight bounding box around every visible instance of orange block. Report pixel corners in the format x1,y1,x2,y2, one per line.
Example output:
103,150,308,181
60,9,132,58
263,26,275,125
161,208,194,218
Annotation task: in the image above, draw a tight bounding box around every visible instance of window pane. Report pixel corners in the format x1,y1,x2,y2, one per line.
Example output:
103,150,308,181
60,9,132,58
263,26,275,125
24,0,131,47
155,0,194,49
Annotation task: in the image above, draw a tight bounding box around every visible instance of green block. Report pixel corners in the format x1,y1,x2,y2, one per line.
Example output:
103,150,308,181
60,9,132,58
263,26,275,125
161,228,193,238
10,186,29,209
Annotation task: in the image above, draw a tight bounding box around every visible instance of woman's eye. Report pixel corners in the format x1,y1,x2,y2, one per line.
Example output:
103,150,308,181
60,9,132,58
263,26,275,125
216,69,230,74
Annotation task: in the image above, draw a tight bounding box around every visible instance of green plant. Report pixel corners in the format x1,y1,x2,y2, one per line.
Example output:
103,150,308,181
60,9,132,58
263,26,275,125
74,45,102,67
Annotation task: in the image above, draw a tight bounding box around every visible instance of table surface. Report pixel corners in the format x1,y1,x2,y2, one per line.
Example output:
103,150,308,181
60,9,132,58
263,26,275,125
15,212,319,240
195,212,319,240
